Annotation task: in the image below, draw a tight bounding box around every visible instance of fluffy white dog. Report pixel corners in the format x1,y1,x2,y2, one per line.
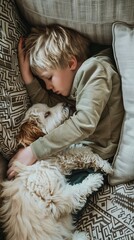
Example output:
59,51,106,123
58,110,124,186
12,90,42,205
0,103,113,240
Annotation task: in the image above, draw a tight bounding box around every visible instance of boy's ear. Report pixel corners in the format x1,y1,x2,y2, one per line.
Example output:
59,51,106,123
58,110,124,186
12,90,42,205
69,56,78,70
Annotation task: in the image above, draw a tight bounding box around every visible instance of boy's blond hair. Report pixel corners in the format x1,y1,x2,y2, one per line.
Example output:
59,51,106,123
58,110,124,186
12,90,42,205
25,24,91,74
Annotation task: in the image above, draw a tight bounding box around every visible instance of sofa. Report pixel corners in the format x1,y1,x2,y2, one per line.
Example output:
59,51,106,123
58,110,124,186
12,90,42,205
0,0,134,239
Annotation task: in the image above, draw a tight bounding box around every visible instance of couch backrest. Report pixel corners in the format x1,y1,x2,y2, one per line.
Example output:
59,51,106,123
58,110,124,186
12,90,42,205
15,0,134,44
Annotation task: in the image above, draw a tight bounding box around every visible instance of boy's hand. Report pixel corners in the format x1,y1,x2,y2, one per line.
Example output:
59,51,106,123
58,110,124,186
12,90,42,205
18,37,33,84
7,146,37,180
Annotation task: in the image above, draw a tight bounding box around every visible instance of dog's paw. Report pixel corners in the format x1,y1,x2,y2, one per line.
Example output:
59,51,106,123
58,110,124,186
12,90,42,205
101,161,113,175
84,173,104,194
91,173,104,190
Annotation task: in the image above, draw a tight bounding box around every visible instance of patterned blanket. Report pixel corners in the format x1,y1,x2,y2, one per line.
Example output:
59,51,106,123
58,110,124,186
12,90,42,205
76,180,134,240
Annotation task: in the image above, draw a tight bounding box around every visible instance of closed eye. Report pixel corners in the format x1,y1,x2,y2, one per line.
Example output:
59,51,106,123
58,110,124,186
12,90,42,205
44,111,51,118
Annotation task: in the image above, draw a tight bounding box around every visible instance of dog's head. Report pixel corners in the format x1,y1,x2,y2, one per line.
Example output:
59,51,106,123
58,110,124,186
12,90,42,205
17,102,74,147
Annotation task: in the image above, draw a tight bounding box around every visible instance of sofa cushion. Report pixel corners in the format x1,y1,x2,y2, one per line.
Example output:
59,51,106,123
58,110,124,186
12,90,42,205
109,22,134,185
0,0,30,159
15,0,134,45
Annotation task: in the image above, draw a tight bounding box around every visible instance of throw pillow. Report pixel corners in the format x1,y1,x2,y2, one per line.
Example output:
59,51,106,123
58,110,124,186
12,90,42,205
0,0,30,160
109,22,134,185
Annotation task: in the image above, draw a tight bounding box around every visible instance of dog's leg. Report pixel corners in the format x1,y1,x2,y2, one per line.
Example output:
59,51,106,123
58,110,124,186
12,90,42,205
56,147,113,175
60,173,103,214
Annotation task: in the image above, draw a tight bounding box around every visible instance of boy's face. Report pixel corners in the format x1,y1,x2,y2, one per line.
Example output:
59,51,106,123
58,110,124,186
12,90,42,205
37,58,78,97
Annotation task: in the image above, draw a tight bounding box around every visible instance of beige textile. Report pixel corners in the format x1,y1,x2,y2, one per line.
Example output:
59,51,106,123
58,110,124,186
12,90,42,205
15,0,134,44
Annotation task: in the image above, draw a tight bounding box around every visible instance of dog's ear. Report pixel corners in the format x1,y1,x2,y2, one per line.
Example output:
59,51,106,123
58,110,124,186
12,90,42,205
17,120,45,147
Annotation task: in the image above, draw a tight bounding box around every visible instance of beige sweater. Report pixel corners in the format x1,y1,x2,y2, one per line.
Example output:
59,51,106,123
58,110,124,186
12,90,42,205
26,49,124,159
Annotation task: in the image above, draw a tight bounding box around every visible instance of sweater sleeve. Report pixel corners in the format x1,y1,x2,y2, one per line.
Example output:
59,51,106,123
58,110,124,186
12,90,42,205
30,59,113,160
